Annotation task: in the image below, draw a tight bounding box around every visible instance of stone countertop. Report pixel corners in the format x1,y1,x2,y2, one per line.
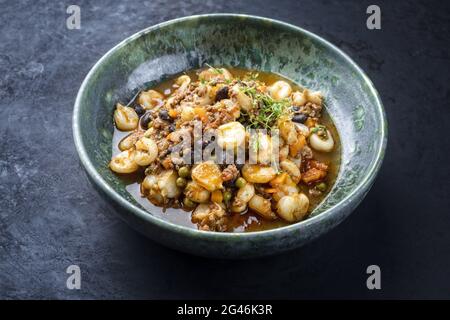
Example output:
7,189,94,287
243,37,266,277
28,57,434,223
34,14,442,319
1,0,449,299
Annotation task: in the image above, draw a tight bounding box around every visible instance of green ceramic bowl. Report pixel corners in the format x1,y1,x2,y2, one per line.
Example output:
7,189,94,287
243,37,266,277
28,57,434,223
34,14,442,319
73,14,387,258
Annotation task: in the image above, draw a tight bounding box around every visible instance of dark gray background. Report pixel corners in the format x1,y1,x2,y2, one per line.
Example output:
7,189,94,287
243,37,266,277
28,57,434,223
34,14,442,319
1,0,449,299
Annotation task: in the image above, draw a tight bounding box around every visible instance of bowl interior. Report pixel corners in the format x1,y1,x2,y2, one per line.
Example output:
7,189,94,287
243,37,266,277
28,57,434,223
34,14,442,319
74,15,386,231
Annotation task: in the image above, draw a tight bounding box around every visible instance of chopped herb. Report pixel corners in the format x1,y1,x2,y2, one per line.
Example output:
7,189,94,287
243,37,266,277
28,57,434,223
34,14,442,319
205,63,223,74
238,86,290,131
311,125,328,138
244,71,260,81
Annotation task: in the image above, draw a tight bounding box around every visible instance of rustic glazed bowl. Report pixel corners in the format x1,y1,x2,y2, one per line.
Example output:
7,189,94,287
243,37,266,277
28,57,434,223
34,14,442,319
73,14,387,258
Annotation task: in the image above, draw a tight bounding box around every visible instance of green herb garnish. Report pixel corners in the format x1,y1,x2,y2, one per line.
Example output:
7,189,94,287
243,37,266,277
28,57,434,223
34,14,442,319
238,85,290,130
244,71,260,81
205,63,223,74
311,125,328,138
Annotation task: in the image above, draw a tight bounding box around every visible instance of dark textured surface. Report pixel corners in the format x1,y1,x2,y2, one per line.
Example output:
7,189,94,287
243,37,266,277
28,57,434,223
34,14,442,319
1,0,449,299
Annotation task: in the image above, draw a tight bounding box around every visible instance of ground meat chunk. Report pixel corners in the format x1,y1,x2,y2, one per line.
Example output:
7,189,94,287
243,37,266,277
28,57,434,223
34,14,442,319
302,160,329,184
205,104,236,130
299,102,322,118
221,164,239,182
302,168,327,184
308,159,329,171
191,203,228,232
161,157,174,170
301,146,313,160
300,146,313,173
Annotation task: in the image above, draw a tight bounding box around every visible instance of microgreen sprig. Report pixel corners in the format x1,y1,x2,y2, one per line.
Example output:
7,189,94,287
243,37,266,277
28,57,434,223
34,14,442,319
205,63,224,74
239,85,290,130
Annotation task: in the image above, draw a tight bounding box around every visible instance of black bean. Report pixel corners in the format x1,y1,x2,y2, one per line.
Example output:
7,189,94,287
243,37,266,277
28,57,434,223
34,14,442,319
134,104,145,117
158,109,171,121
215,86,229,102
140,112,153,129
169,124,176,132
223,178,237,188
292,113,308,124
291,106,300,112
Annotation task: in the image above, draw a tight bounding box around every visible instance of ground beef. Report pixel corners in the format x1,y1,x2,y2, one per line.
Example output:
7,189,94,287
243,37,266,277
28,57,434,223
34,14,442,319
145,162,161,176
300,146,314,173
161,157,174,170
156,139,171,158
300,102,322,118
302,160,329,184
192,203,228,232
205,104,236,130
221,164,239,182
301,146,313,160
308,159,329,171
302,168,327,184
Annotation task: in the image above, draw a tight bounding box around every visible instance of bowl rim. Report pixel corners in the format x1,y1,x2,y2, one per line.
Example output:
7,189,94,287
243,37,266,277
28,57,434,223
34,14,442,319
73,13,388,240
